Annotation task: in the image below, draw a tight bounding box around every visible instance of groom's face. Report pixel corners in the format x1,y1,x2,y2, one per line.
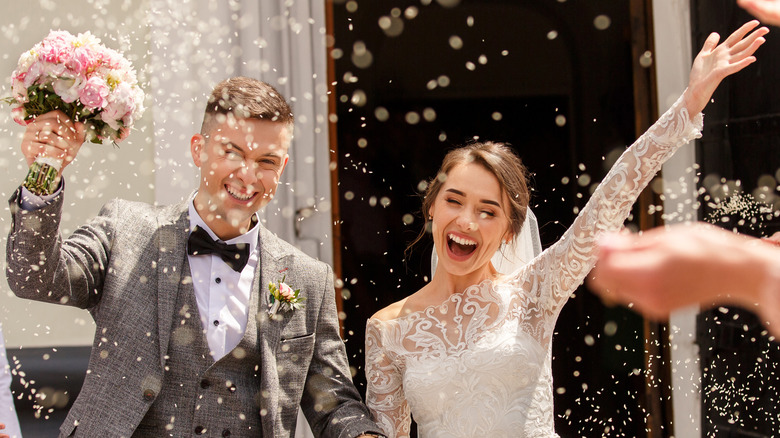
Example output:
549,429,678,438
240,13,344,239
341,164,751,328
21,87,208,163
191,115,290,240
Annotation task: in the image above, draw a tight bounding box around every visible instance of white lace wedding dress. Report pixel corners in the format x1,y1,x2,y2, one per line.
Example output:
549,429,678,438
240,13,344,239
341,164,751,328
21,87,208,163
365,94,704,438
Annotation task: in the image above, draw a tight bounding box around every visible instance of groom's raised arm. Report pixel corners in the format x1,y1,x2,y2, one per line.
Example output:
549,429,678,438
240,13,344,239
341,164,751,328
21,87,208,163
7,110,113,310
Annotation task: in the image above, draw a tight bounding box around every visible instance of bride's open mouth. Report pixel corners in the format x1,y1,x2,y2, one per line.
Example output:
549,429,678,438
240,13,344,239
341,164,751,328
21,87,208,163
447,233,477,257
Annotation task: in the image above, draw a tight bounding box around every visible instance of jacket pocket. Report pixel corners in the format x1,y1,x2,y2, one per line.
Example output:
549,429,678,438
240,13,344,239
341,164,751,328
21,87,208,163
280,332,315,343
276,332,315,382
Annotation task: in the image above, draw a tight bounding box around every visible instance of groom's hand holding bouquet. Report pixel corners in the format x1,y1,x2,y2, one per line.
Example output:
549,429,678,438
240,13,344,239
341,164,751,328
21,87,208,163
19,110,86,192
5,30,145,195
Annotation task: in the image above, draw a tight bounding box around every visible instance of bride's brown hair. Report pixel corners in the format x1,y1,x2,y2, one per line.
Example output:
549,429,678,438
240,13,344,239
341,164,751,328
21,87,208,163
408,141,530,253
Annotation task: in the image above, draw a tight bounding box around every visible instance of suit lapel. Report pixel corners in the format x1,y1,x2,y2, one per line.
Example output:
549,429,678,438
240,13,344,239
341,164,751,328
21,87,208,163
156,201,191,369
256,226,288,357
255,225,294,436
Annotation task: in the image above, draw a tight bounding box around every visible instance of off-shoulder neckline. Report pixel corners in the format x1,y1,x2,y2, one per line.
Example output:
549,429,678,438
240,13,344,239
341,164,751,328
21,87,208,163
368,277,501,324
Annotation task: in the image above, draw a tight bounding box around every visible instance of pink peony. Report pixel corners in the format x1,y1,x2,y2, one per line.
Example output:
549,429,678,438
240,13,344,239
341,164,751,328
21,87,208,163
79,76,109,109
101,82,134,129
38,31,73,64
100,49,125,70
11,107,28,126
65,46,99,76
101,105,128,130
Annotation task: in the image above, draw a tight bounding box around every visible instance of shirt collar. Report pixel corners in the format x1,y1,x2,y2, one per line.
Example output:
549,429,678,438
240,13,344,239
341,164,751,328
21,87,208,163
187,196,260,256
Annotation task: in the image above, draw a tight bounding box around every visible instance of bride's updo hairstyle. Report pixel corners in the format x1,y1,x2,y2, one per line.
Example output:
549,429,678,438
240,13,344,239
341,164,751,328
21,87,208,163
410,142,530,252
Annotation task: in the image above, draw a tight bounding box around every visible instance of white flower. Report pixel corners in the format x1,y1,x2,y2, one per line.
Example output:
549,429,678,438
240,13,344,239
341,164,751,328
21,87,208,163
72,31,101,49
52,76,84,103
17,49,38,74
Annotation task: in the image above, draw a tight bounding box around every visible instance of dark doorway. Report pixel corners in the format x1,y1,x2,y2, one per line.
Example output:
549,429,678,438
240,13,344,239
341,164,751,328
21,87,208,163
331,0,654,435
690,1,780,436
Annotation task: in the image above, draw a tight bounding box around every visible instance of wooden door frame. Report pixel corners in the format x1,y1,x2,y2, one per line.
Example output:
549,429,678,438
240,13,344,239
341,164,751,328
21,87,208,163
324,0,346,335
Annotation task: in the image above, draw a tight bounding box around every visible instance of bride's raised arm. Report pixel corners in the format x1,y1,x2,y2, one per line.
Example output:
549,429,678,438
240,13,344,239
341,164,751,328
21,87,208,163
513,21,768,336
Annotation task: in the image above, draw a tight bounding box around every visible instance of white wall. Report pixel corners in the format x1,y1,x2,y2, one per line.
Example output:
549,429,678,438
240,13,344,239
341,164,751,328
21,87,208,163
0,0,156,347
652,1,702,435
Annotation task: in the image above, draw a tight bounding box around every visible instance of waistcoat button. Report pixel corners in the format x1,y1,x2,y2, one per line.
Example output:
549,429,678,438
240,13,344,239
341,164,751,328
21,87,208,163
142,389,155,401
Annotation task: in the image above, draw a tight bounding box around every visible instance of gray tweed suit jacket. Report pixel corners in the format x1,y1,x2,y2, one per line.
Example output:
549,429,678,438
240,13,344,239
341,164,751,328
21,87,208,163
6,188,381,438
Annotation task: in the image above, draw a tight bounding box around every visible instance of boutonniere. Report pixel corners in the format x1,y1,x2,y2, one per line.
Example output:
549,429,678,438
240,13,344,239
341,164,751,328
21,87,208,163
268,275,305,315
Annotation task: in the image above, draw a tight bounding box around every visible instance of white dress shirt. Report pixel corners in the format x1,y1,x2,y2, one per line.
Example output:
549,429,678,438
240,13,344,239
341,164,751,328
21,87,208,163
187,201,260,361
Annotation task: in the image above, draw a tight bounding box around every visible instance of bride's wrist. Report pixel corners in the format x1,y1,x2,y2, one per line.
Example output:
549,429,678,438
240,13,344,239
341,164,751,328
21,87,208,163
680,87,702,120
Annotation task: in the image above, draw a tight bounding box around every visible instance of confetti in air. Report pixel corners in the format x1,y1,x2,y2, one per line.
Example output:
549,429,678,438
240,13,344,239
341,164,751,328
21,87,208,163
705,191,775,233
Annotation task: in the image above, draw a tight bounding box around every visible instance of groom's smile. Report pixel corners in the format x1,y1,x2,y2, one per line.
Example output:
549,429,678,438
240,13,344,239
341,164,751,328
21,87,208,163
225,183,257,202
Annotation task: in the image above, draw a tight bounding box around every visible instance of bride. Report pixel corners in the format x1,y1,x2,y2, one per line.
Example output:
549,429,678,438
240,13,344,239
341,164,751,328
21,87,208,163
364,21,768,437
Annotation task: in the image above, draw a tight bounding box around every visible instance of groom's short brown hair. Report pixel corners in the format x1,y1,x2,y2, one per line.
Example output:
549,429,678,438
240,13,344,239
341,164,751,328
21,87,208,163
200,77,294,137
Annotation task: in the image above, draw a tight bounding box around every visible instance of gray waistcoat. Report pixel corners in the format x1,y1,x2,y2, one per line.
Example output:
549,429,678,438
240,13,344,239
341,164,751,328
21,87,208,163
134,263,264,437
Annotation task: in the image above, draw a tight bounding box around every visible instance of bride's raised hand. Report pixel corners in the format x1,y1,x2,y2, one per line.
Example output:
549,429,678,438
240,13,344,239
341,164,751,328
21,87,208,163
683,20,768,116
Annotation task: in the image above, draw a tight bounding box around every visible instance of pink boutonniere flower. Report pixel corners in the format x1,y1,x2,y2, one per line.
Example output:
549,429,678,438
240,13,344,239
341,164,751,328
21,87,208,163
268,275,305,315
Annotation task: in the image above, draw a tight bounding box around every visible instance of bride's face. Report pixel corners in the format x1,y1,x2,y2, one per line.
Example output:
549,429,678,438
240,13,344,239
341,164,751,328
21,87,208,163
429,162,512,279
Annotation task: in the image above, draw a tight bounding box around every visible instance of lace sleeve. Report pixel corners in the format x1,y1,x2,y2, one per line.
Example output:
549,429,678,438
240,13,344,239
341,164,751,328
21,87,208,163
511,92,704,340
365,318,411,438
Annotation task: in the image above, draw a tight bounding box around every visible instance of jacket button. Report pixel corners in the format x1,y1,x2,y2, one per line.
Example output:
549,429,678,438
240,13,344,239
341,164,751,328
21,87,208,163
194,425,206,435
142,389,155,401
222,429,231,437
200,379,210,389
229,384,237,393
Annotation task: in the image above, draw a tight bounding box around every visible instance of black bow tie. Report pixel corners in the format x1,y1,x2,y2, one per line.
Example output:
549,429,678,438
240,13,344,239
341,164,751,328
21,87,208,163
187,226,250,272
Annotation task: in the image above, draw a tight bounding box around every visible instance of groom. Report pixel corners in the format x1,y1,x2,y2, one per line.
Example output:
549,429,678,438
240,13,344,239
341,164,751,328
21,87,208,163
6,77,383,437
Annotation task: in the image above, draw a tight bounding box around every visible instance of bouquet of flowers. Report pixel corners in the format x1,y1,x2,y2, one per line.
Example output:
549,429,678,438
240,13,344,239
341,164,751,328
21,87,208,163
4,29,145,195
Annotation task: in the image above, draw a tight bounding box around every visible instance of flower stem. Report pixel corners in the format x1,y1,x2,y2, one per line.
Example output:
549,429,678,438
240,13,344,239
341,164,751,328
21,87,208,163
23,158,61,195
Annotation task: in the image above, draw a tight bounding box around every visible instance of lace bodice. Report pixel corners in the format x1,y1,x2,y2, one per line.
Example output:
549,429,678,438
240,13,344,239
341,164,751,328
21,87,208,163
365,94,704,438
